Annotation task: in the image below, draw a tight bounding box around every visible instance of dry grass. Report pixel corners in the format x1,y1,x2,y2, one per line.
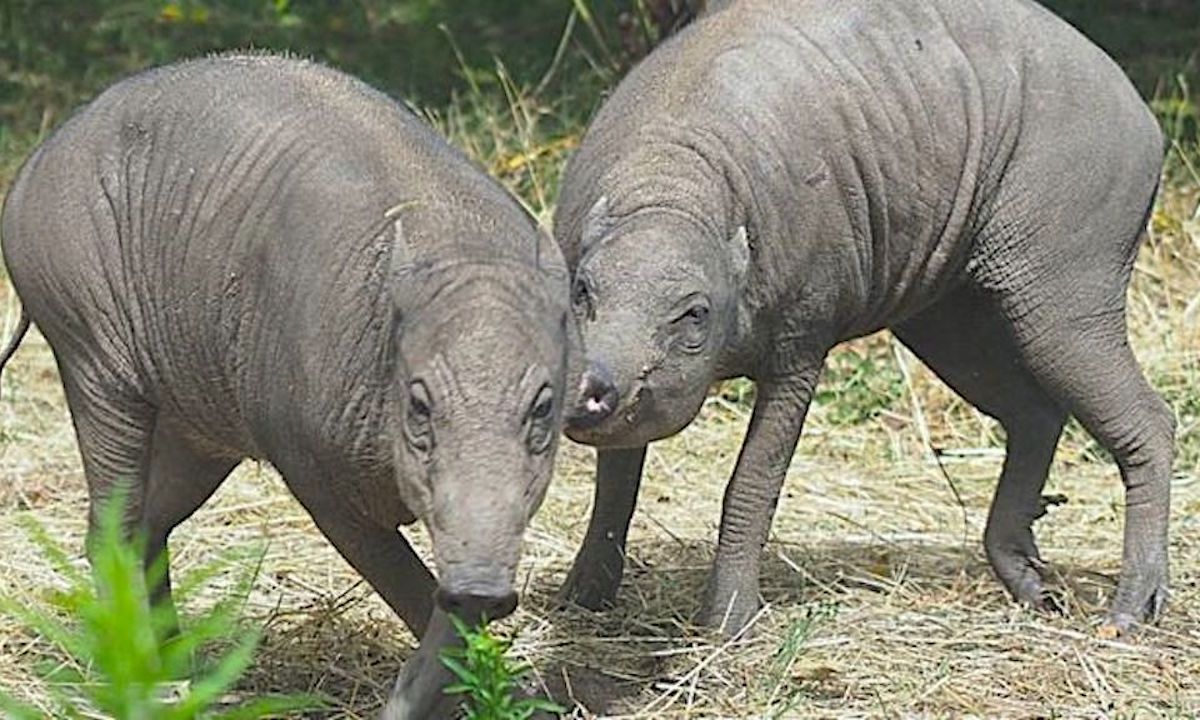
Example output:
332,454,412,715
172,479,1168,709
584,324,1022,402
0,133,1198,720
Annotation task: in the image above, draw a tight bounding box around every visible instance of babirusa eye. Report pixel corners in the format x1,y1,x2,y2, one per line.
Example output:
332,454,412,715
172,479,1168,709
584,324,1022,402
686,305,710,324
526,384,556,454
532,393,554,420
674,296,712,352
405,380,434,453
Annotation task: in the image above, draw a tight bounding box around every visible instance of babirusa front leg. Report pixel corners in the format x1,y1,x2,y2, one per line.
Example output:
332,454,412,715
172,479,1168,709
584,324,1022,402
381,609,462,720
698,364,822,636
559,446,649,610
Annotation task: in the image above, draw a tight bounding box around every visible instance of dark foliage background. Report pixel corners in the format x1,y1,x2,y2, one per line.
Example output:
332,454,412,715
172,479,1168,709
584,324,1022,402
1,0,1196,140
0,0,619,136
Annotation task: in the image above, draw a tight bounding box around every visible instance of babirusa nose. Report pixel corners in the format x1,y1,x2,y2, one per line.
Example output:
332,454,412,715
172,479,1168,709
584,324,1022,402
435,587,519,622
569,360,618,428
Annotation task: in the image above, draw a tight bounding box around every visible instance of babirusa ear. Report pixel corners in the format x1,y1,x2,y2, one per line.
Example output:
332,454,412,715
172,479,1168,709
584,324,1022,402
730,224,750,281
535,225,569,279
581,195,613,252
383,213,413,340
388,212,413,277
387,211,421,315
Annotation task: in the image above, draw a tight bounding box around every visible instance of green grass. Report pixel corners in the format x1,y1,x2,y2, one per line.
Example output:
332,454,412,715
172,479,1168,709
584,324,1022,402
755,601,839,719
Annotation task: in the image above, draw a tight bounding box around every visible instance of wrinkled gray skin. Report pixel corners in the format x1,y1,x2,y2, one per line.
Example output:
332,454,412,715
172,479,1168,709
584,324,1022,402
557,0,1172,637
0,55,573,718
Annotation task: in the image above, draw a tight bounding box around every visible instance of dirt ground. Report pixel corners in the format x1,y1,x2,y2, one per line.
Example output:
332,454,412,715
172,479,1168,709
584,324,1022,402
0,179,1196,719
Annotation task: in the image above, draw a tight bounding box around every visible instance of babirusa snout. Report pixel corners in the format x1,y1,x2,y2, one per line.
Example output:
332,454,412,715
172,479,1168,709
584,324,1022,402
568,358,618,430
435,585,519,622
424,453,541,624
431,528,523,622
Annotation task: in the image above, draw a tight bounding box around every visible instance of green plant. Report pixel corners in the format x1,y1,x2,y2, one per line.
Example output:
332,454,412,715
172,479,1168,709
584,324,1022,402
759,601,839,718
440,615,563,720
1151,75,1200,185
715,376,757,407
0,491,321,719
813,344,905,427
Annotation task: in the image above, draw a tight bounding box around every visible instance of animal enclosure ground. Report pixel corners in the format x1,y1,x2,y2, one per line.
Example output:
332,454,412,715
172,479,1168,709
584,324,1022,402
0,176,1196,717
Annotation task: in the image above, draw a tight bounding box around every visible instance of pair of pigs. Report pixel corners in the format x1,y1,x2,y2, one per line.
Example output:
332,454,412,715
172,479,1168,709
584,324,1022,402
0,0,1174,716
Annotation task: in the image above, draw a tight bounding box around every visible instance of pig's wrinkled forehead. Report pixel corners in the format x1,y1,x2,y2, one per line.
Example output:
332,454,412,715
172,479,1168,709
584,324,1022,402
397,303,564,405
397,260,567,312
579,227,713,282
398,275,565,359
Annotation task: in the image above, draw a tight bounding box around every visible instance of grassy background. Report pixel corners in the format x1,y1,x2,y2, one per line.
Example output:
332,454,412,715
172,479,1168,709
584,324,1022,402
0,1,1198,717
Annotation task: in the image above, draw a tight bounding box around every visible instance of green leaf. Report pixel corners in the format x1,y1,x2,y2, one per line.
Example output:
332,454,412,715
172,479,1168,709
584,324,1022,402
440,654,479,687
0,595,90,665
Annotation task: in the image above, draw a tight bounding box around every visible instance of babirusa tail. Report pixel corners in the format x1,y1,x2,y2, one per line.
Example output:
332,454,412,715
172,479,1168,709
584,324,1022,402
0,309,31,400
